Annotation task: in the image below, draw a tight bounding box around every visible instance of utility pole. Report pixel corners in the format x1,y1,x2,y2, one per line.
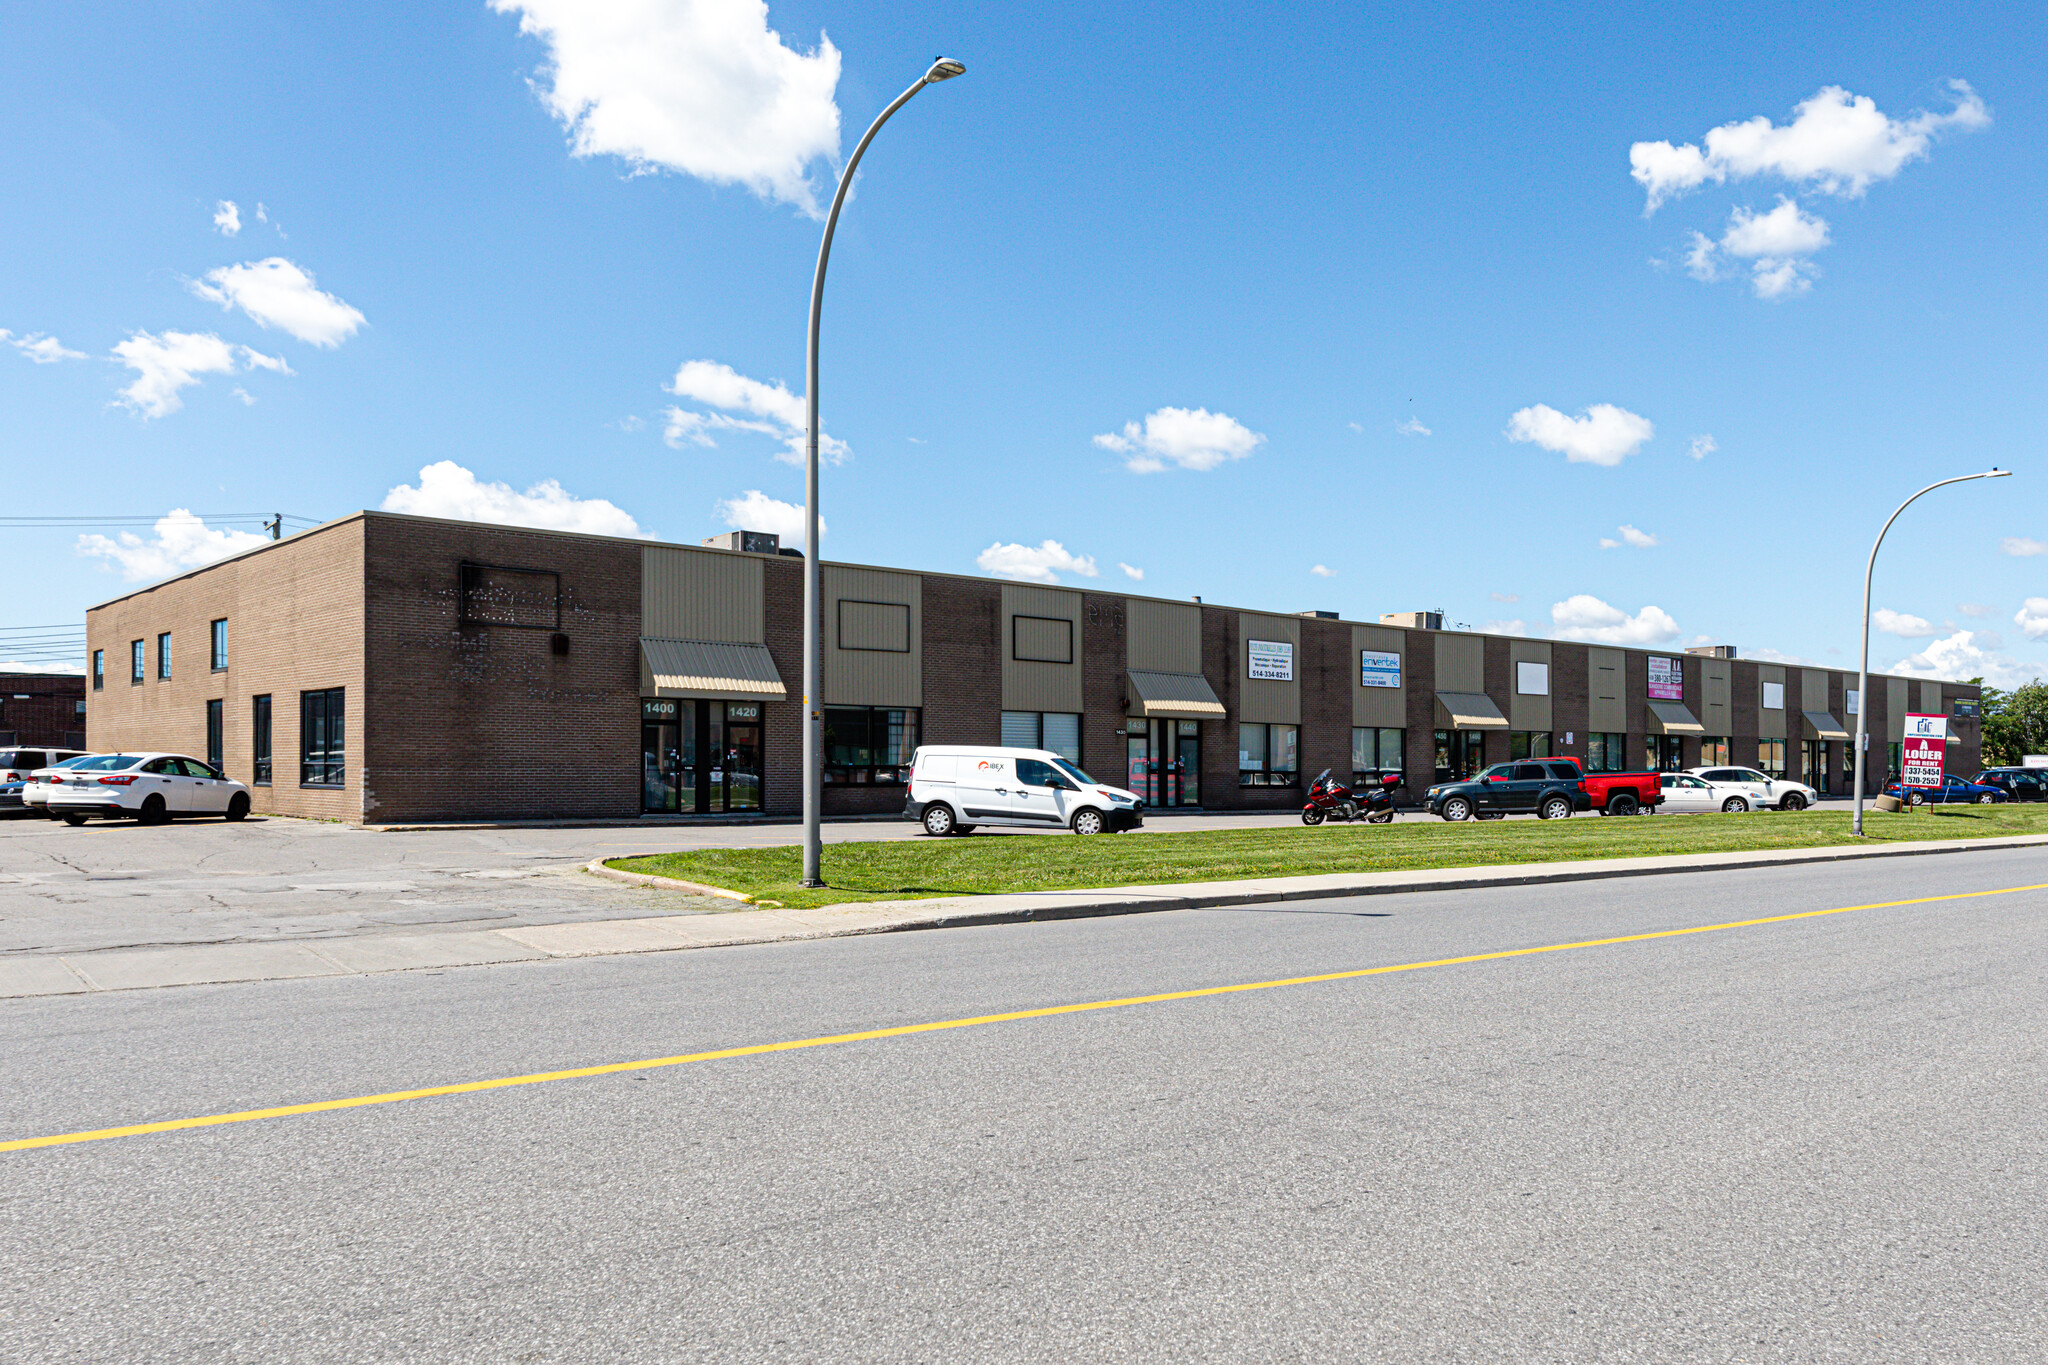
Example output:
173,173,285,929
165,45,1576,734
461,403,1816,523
267,514,281,541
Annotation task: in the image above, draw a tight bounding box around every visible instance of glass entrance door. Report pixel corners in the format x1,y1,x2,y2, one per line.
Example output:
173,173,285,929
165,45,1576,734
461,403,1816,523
1651,735,1685,771
1804,739,1828,794
1128,719,1200,807
725,704,762,812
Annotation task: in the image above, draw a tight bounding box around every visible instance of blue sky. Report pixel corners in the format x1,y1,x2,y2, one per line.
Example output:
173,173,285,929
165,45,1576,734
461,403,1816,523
4,1,2045,682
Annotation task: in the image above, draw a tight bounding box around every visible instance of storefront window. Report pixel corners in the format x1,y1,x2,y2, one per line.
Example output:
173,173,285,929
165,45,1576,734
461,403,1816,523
1586,732,1626,773
1510,731,1552,761
1757,739,1786,777
1700,737,1730,766
1650,735,1684,771
824,707,920,784
1353,726,1406,784
1239,723,1299,786
1001,711,1081,764
1434,729,1486,782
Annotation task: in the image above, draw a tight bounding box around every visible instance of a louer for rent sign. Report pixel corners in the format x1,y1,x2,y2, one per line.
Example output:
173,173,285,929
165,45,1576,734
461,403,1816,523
1901,712,1947,788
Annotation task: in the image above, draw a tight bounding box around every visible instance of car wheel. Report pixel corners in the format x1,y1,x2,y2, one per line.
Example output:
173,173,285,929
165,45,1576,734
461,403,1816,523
1301,807,1326,826
1539,795,1573,821
226,793,250,822
1607,794,1639,817
920,803,957,836
63,813,87,826
1780,792,1807,812
1072,809,1106,836
1908,791,1926,806
1440,796,1473,822
1977,792,1996,804
1722,796,1749,813
139,795,168,825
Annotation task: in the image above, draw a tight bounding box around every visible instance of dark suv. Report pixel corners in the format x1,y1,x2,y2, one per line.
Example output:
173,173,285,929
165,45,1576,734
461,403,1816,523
1975,767,2048,801
1423,760,1592,821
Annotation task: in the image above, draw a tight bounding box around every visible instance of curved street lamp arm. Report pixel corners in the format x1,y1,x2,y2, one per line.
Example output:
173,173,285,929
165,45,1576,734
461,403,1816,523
1853,470,2010,835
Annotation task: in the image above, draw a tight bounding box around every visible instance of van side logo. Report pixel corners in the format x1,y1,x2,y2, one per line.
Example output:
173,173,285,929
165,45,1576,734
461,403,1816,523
978,760,1004,771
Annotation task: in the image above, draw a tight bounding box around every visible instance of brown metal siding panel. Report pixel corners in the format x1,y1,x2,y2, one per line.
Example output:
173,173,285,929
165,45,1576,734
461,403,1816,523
640,546,763,644
1237,613,1302,725
1507,639,1553,732
1587,648,1625,733
1000,584,1083,713
1350,624,1406,728
821,565,921,707
1126,598,1201,674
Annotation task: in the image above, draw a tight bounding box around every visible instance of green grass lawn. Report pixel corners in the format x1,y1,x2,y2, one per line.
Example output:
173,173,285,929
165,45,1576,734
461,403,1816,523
608,804,2048,910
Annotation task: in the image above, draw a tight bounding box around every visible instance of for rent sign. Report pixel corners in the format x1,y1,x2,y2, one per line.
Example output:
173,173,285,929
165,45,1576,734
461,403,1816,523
1901,712,1948,788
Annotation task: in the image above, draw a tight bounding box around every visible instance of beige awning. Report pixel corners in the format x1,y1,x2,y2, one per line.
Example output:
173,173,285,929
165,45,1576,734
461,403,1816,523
1645,699,1705,734
1803,710,1851,741
640,638,787,698
1127,670,1226,717
1435,690,1509,729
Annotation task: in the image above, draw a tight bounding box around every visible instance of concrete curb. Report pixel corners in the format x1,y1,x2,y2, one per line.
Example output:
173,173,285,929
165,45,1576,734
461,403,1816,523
582,857,754,903
7,830,2046,1000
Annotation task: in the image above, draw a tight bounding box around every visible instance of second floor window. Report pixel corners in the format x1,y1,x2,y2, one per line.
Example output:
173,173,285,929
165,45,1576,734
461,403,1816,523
157,632,172,679
93,650,104,690
210,619,228,671
131,640,145,683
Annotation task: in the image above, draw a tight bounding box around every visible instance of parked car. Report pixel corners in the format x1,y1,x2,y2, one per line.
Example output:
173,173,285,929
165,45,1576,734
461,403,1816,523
5,747,89,817
21,753,102,816
905,745,1143,835
47,752,251,825
1686,766,1817,812
1884,775,2005,806
1973,767,2048,801
1657,771,1758,814
1543,755,1666,815
1423,761,1592,821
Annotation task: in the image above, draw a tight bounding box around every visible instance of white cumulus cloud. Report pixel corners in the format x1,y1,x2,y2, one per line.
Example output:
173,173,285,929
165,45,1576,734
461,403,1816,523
2,330,86,363
1310,564,1336,577
110,331,287,419
1684,198,1832,298
189,258,366,347
75,510,271,583
1550,594,1680,645
1891,629,2042,687
715,488,818,549
1095,406,1264,473
1688,434,1716,460
491,0,842,216
1999,537,2048,557
1873,608,1935,638
1598,524,1659,550
213,200,242,235
1490,592,1521,603
381,461,652,537
2015,598,2048,639
975,540,1099,584
1957,603,1992,617
1118,562,1144,581
1631,81,1990,212
663,359,844,465
1395,417,1431,436
1505,403,1653,467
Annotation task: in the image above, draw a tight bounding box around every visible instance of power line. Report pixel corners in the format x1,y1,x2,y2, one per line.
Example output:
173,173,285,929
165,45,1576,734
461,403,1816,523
0,513,323,527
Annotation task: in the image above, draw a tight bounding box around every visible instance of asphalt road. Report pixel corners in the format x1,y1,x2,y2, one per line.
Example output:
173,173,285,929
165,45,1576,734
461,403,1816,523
5,849,2044,1361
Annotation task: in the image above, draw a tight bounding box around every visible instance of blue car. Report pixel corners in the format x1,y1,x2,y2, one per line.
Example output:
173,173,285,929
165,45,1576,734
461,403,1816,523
1884,775,2006,805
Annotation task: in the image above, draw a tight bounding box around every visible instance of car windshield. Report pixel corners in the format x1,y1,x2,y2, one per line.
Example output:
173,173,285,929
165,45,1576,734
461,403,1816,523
69,754,144,772
1053,759,1097,787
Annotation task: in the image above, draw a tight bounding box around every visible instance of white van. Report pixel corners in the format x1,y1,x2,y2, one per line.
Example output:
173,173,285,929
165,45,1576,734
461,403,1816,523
904,746,1144,836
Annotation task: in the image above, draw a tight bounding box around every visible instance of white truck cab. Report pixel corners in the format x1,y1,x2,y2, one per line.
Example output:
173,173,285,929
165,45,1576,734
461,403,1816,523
904,746,1144,836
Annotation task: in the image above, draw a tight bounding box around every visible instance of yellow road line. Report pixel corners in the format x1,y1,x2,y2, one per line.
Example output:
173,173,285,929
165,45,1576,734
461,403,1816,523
8,881,2044,1155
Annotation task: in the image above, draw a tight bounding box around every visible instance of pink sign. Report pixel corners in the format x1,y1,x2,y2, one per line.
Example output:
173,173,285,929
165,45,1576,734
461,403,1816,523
1647,655,1682,700
1901,735,1945,788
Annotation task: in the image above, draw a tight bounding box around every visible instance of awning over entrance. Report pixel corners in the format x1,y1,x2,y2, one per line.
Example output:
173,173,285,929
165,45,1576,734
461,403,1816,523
640,638,787,698
1803,710,1851,741
1127,670,1226,718
1645,699,1705,734
1435,690,1509,729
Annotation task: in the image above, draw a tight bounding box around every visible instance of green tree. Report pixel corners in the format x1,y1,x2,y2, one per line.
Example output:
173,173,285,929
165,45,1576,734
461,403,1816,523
1972,676,2048,765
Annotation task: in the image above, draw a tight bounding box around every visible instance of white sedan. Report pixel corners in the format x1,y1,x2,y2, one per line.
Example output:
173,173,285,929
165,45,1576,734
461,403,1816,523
1686,766,1818,812
48,752,251,825
1658,772,1759,814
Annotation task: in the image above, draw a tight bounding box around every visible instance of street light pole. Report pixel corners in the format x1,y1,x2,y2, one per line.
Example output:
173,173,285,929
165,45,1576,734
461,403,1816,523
801,57,966,888
1852,468,2011,837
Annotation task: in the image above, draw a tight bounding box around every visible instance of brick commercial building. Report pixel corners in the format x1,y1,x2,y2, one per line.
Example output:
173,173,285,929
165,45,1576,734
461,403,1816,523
1,673,88,749
81,511,1982,824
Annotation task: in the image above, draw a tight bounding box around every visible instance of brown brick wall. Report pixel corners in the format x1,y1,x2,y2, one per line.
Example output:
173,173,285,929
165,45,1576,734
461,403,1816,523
1731,661,1761,766
0,674,88,749
1482,635,1512,767
84,519,367,820
1552,643,1588,762
764,555,808,817
361,516,641,822
1300,618,1352,787
1402,628,1436,788
1081,594,1128,780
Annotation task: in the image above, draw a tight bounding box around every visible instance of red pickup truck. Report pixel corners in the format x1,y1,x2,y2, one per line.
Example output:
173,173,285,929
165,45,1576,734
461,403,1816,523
1545,755,1664,815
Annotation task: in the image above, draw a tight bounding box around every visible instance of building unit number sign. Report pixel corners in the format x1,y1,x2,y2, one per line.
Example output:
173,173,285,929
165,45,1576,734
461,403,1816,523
1248,640,1294,681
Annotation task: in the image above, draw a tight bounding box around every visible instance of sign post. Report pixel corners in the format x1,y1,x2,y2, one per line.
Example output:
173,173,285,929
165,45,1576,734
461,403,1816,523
1900,713,1948,801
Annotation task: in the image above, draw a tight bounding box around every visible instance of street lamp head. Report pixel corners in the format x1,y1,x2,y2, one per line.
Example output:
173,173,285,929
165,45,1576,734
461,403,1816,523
925,56,967,82
1986,467,2012,477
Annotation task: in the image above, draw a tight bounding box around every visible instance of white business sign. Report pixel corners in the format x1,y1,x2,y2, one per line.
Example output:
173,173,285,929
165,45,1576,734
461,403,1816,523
2025,755,2048,768
1248,639,1294,681
1360,650,1401,688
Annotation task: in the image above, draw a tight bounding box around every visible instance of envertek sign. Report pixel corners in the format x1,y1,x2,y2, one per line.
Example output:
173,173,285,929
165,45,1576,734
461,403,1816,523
1901,712,1948,788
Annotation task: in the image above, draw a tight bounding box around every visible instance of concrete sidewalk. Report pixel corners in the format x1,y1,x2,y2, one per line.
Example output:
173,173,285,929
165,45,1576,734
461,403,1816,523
6,831,2046,999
